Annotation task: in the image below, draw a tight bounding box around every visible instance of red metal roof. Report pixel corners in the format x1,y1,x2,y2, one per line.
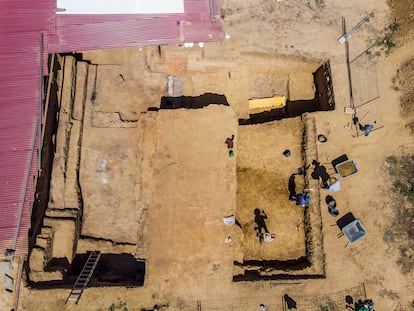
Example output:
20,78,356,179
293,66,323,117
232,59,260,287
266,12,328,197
47,0,223,52
0,0,223,257
0,0,54,256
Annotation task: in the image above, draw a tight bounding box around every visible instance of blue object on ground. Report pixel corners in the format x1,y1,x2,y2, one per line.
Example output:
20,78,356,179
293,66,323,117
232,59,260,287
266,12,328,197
342,219,367,243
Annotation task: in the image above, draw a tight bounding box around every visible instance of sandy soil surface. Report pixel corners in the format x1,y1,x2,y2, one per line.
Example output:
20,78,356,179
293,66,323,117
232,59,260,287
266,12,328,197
1,0,414,310
236,118,306,262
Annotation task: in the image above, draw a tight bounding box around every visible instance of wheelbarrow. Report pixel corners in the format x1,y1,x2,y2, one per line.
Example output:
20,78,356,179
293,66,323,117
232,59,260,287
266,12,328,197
331,154,358,178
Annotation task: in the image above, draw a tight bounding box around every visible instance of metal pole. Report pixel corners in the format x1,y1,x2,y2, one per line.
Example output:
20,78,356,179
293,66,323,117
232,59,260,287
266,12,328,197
346,14,371,38
209,0,217,23
338,14,370,44
343,17,354,109
38,32,43,171
11,117,40,261
42,53,55,140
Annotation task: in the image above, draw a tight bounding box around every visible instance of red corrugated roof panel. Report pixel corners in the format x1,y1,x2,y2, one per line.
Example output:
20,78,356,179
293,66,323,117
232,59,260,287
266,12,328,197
1,0,223,257
0,0,50,256
49,0,223,52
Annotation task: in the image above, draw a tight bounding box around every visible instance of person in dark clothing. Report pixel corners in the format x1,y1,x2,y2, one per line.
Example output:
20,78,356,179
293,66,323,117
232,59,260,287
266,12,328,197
353,116,374,136
358,123,374,136
284,294,297,309
225,135,234,149
295,190,312,207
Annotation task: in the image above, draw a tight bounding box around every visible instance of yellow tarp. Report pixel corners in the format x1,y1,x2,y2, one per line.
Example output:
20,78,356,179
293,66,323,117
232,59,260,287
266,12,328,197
249,96,286,112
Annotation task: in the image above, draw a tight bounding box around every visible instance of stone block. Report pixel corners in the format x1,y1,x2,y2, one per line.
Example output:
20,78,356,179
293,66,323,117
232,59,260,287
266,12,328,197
72,62,88,121
64,121,81,209
29,248,46,272
51,219,77,264
45,208,79,218
29,271,64,283
35,236,50,250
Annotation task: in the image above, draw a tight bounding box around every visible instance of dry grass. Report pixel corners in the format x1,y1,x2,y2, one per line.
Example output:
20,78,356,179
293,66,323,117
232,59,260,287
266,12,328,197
394,57,414,115
384,155,414,273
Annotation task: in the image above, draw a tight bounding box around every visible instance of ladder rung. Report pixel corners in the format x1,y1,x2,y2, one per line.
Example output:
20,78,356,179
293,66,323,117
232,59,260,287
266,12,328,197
76,281,87,284
79,273,91,277
66,251,101,304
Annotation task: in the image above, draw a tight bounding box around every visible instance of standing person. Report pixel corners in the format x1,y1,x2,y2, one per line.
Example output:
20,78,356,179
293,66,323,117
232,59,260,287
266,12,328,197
225,135,234,149
225,135,235,157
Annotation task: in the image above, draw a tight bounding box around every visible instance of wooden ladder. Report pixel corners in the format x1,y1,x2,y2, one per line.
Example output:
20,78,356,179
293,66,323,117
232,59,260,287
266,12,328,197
66,251,101,304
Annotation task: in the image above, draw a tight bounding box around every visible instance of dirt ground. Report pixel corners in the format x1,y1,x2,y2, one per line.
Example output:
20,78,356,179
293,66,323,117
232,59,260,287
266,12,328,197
1,0,414,310
236,118,306,262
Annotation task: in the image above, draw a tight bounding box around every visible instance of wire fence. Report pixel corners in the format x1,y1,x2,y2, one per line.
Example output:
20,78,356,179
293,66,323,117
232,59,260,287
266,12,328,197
350,53,379,109
177,284,366,311
342,16,384,137
285,284,366,311
349,49,383,136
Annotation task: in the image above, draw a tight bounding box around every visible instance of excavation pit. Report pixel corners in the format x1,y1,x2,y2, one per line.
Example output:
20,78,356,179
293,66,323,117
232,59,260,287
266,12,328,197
29,253,145,289
29,52,330,289
233,114,325,281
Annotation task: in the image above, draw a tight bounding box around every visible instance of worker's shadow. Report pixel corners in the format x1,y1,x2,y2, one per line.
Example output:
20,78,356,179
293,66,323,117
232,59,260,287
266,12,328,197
254,208,269,235
311,160,330,188
288,173,297,201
